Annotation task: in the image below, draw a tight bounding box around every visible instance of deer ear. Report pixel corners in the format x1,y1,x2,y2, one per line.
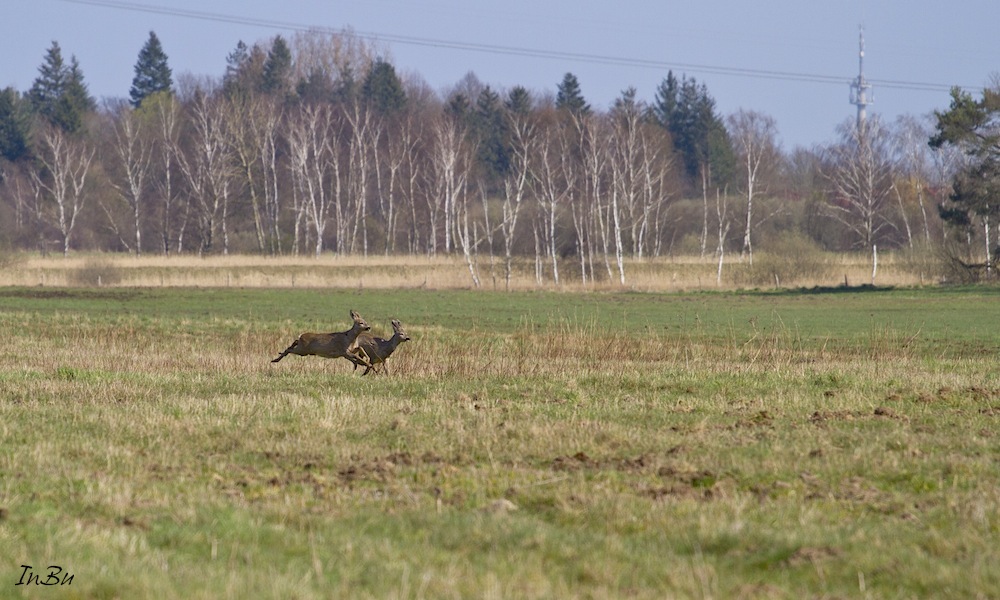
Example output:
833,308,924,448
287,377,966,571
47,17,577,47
350,310,359,319
391,319,401,328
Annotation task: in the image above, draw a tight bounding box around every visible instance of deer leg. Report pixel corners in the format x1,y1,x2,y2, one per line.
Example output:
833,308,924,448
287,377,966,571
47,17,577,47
271,339,299,363
349,347,372,374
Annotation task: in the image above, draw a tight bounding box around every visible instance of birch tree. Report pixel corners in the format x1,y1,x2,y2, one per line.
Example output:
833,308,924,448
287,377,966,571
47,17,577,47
108,103,152,255
287,103,336,257
426,110,473,260
609,90,642,261
576,113,612,282
889,115,935,247
344,100,377,255
728,109,778,264
176,90,233,254
224,94,282,253
376,111,421,254
824,117,895,250
31,124,94,255
533,118,577,285
148,92,187,254
499,104,536,289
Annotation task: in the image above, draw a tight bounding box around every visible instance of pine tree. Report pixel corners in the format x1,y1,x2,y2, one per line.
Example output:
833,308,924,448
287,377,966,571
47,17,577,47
129,31,173,108
930,86,1000,273
28,41,68,122
653,71,733,184
330,65,358,106
446,93,471,120
261,35,292,97
0,87,32,163
505,86,532,116
28,42,93,133
296,67,335,105
223,41,266,98
472,86,509,181
555,72,590,116
361,59,406,115
54,56,95,133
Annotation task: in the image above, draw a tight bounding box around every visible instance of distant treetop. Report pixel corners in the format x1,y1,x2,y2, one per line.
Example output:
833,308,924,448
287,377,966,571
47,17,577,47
129,31,173,108
555,72,590,117
28,41,94,132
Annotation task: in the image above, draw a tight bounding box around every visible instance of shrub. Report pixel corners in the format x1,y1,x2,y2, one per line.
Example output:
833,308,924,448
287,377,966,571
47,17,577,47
731,233,833,287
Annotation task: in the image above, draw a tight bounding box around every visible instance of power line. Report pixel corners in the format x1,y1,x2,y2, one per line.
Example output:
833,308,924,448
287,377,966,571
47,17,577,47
55,0,981,94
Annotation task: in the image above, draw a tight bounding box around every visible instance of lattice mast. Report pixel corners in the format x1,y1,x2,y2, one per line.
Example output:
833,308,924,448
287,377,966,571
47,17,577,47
849,26,872,131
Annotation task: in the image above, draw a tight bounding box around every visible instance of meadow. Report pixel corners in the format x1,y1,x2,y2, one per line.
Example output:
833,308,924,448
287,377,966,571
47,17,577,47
0,259,998,598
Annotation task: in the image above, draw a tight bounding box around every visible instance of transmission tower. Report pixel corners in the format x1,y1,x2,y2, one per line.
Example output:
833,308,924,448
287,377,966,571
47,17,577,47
849,26,873,131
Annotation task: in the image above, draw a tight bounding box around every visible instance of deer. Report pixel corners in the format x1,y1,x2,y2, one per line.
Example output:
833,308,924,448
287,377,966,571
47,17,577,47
346,319,411,376
271,310,373,368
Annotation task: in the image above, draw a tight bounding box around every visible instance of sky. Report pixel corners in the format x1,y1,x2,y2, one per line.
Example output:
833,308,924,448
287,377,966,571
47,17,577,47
3,0,997,150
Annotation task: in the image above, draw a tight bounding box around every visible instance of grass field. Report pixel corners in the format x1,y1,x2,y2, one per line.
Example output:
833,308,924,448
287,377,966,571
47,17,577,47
1,281,999,598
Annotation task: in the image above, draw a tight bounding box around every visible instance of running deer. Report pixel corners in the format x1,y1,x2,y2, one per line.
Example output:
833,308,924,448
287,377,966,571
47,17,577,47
347,319,411,376
271,310,372,367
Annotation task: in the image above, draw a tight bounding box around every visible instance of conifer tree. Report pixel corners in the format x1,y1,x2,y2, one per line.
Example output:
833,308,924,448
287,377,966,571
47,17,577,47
28,42,93,133
555,72,590,116
471,86,508,182
0,87,32,163
361,58,406,115
28,42,68,122
505,86,533,116
446,93,471,120
129,31,173,108
223,40,266,98
653,71,733,185
55,57,95,132
930,86,1000,274
261,35,292,97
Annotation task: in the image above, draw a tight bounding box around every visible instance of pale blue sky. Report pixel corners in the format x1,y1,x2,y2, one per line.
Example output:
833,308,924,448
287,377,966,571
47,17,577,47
4,0,997,149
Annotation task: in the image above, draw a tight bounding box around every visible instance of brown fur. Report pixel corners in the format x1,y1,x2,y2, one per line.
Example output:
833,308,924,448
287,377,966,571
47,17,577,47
347,319,411,376
272,310,372,366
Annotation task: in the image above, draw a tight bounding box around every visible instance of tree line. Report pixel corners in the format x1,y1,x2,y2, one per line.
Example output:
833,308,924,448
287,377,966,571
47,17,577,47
1,29,997,284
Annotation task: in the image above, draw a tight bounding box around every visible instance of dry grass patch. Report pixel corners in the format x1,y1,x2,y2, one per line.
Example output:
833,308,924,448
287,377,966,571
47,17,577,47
0,251,930,291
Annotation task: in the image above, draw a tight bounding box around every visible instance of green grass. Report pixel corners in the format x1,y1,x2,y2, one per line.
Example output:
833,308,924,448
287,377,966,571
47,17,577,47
1,285,999,598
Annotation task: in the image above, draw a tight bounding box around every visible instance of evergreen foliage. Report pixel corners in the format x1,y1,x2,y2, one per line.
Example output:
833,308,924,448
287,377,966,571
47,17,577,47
0,87,32,163
361,59,406,115
446,93,471,120
296,67,335,104
930,86,1000,257
653,71,734,186
261,36,293,97
505,86,532,116
27,42,94,133
129,31,173,108
471,86,509,182
331,65,358,106
27,42,67,116
555,72,590,116
223,41,267,98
